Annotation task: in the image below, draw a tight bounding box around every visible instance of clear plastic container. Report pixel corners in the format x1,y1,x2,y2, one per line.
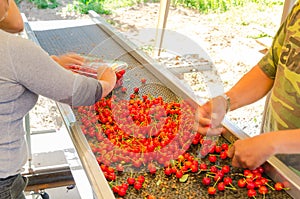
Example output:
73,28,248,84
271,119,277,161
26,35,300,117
66,55,128,78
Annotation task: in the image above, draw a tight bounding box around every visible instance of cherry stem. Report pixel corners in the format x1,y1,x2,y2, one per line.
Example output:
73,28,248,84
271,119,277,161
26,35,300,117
206,173,216,178
213,178,220,187
225,185,237,191
265,183,275,191
215,165,222,169
229,183,237,190
230,173,245,177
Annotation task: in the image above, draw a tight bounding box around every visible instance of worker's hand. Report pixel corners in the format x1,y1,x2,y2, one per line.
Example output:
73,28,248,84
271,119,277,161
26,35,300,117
227,134,275,170
196,95,227,136
51,53,85,68
97,66,117,98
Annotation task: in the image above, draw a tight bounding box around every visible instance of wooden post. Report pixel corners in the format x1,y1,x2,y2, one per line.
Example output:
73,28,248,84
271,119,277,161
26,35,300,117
154,0,171,56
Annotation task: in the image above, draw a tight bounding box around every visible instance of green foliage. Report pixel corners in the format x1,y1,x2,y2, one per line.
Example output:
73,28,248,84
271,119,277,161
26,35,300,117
248,32,270,39
24,0,284,15
103,0,140,10
171,0,283,13
28,0,59,9
74,0,111,14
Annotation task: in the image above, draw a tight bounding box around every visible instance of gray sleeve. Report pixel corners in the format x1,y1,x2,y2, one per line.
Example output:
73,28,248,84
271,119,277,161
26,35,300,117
9,35,102,106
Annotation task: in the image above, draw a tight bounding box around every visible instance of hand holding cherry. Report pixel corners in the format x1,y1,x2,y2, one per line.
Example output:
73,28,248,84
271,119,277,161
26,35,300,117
196,95,228,136
227,133,276,170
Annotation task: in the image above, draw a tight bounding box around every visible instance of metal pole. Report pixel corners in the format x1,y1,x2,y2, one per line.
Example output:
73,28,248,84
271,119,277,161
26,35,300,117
24,113,33,172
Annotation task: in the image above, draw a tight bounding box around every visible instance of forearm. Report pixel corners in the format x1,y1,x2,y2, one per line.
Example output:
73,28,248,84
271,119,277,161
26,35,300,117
0,0,24,33
271,129,300,154
226,65,274,111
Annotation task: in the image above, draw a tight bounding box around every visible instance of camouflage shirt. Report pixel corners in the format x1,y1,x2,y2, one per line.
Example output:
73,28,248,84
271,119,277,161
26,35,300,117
259,1,300,132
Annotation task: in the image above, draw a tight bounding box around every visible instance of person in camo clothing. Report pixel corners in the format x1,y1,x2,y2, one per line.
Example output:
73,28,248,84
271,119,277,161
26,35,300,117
198,1,300,170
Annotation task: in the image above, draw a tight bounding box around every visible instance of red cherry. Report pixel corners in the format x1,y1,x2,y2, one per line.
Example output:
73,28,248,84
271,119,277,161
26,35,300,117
254,179,263,188
223,177,232,186
108,172,116,181
164,167,172,176
214,172,224,182
117,187,127,196
175,170,183,179
244,170,252,177
260,177,269,185
147,195,156,199
121,87,127,93
221,165,230,174
127,177,135,185
181,165,189,173
134,181,143,190
133,87,139,93
217,182,225,191
247,182,256,190
148,163,157,174
274,182,284,191
190,164,199,173
208,155,217,163
121,183,129,190
208,187,216,195
141,78,147,84
210,165,218,173
171,167,177,174
220,151,228,159
258,185,268,194
215,145,222,153
237,178,247,188
184,161,192,168
247,189,257,197
107,167,115,173
100,164,108,172
202,177,211,186
199,163,207,170
112,185,119,193
137,175,145,183
221,143,228,150
257,166,264,174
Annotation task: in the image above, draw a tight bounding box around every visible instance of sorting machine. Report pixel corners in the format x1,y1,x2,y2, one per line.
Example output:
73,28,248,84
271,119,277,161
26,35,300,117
22,12,300,199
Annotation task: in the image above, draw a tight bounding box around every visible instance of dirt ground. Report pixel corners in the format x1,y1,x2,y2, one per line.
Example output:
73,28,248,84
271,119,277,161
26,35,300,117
18,0,284,136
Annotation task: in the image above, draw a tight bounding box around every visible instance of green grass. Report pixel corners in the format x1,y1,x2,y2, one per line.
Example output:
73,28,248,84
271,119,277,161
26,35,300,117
23,0,284,16
28,0,59,9
71,0,111,14
172,0,283,13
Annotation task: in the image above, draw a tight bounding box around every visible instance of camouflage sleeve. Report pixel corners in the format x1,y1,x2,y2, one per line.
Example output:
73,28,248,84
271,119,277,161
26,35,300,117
257,21,287,79
256,1,300,80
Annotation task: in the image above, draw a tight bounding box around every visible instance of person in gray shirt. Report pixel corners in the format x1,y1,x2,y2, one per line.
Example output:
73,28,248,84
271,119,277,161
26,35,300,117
0,0,117,198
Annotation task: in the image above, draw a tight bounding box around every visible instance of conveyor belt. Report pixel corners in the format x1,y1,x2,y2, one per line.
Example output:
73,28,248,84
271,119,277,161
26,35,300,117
33,23,141,67
26,15,299,199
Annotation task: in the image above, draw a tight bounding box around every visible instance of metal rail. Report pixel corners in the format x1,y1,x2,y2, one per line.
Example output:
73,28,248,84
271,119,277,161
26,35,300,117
56,103,115,199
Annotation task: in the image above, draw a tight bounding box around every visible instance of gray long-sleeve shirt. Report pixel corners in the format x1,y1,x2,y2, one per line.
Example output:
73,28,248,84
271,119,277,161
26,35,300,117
0,30,102,178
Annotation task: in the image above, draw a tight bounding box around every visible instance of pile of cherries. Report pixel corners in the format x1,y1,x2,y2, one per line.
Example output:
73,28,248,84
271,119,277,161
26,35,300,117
77,79,198,168
74,68,289,198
